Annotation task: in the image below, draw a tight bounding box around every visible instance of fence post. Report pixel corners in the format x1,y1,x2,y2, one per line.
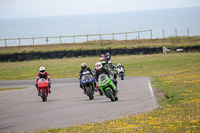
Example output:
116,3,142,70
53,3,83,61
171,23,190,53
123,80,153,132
99,34,101,41
73,36,75,44
187,28,190,38
138,31,140,40
86,35,88,42
46,37,49,45
112,33,115,41
175,29,177,38
163,29,165,38
4,39,7,47
18,38,21,46
125,33,127,41
32,38,34,45
150,30,152,40
60,36,62,44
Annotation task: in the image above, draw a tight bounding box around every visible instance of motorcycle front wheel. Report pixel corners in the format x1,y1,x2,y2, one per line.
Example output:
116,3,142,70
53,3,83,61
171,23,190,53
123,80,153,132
105,89,115,102
86,86,94,100
42,90,47,102
121,73,124,80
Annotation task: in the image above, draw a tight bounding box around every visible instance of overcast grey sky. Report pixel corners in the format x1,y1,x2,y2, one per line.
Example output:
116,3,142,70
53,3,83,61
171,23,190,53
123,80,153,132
0,0,200,18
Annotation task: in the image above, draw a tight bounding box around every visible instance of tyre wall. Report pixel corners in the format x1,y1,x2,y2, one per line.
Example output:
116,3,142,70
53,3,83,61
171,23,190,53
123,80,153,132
0,46,199,62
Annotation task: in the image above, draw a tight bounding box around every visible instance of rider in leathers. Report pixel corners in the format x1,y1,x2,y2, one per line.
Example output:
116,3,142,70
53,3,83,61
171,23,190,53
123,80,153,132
94,62,118,89
108,60,118,80
79,63,94,89
35,66,51,95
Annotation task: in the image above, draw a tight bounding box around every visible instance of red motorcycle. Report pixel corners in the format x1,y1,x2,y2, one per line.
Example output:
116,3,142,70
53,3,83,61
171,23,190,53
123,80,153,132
38,78,49,102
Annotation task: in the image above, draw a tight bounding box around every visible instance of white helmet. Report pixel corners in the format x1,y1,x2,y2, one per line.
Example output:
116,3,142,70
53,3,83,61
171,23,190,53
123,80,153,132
117,63,121,67
108,60,112,66
95,62,102,70
39,66,45,74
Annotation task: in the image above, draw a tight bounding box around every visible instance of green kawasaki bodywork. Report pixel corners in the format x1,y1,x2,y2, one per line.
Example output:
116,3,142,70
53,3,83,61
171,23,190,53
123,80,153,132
98,74,116,96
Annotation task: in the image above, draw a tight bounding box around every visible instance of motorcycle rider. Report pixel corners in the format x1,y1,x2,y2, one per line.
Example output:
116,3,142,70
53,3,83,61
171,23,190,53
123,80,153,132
79,63,94,89
99,55,108,68
108,60,117,80
94,62,118,89
117,63,125,73
105,52,111,62
35,66,51,94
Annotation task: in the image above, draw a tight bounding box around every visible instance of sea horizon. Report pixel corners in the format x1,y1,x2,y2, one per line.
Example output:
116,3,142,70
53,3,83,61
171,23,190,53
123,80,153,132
0,6,200,46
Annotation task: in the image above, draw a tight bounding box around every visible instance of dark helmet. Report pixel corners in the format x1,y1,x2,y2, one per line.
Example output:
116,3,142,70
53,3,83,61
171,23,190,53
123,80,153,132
106,52,110,56
81,63,87,70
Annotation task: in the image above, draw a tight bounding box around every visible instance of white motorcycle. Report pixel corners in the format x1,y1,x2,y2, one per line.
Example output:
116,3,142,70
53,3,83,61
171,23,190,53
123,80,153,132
117,66,125,80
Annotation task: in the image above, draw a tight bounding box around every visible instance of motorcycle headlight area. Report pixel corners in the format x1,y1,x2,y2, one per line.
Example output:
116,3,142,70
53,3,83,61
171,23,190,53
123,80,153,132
88,78,94,82
101,80,108,85
81,80,87,84
82,76,86,80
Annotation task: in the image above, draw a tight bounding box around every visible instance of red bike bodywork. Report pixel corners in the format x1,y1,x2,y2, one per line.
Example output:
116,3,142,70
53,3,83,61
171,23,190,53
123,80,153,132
38,78,49,102
96,85,103,96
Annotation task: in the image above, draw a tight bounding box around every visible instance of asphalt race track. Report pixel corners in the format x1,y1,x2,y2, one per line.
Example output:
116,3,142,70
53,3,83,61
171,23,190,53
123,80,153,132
0,77,158,133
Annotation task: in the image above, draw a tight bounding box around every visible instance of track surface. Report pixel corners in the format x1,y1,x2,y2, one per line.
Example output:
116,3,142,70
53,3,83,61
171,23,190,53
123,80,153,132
0,77,158,133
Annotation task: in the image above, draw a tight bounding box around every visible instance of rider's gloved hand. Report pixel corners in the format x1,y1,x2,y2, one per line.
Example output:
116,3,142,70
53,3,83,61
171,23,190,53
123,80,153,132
35,83,38,87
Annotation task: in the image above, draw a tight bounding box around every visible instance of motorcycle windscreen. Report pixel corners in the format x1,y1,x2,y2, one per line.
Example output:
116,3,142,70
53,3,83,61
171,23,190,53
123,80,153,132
98,74,107,82
82,75,91,80
39,78,46,82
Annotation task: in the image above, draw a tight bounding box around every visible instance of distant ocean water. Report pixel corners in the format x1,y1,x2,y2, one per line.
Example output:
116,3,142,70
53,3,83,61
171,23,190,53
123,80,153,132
0,7,200,46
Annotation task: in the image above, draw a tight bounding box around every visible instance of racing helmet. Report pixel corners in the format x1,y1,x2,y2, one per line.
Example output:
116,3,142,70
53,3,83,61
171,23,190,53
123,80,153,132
81,63,87,70
108,60,112,66
95,62,102,70
99,56,106,61
100,54,105,57
106,52,110,56
39,66,45,74
117,63,121,67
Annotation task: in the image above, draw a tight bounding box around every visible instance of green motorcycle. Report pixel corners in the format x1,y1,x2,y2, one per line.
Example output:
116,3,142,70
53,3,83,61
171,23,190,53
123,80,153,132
98,74,118,102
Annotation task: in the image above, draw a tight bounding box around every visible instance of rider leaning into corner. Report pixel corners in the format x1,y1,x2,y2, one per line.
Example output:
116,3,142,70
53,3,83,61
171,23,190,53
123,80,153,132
108,60,118,79
94,62,118,90
35,66,51,94
78,63,94,89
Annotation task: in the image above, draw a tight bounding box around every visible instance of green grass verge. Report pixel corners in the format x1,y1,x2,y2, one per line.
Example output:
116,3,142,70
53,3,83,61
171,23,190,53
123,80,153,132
0,36,200,54
0,52,199,132
0,87,27,91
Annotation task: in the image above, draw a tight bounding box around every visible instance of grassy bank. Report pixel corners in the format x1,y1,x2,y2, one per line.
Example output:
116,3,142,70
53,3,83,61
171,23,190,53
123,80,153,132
0,87,27,91
0,52,199,132
0,52,199,80
0,36,200,55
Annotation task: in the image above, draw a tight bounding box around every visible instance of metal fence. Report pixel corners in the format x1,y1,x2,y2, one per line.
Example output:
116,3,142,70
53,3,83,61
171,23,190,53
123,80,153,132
0,28,191,47
0,30,152,47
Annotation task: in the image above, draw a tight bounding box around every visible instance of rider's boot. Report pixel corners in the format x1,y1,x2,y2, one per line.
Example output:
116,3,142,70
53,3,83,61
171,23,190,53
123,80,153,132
36,87,40,96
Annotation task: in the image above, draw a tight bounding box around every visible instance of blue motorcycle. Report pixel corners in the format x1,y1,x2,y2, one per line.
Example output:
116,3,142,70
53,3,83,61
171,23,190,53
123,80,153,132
81,74,95,100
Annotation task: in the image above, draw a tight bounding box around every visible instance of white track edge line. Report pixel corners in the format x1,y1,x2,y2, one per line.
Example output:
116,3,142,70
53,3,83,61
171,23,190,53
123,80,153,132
147,78,154,97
